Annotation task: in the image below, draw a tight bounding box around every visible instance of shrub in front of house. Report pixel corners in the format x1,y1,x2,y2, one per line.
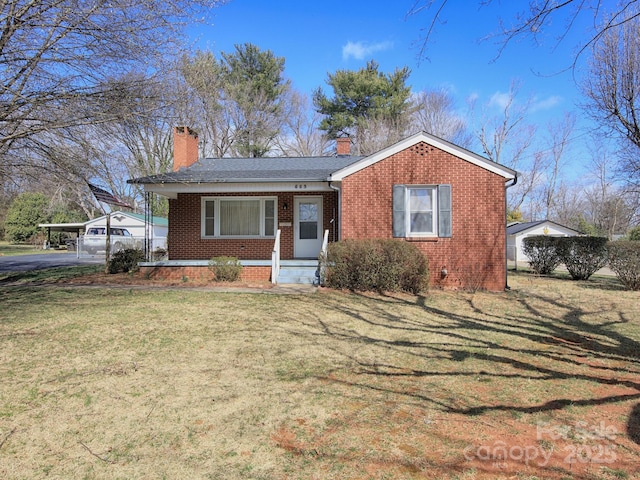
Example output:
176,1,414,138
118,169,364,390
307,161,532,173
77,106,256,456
556,236,608,280
522,235,561,275
607,241,640,291
107,248,144,274
208,256,242,282
323,239,429,294
151,248,168,261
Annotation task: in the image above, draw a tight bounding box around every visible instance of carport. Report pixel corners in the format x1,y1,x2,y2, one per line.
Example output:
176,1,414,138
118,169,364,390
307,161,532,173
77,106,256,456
38,222,86,250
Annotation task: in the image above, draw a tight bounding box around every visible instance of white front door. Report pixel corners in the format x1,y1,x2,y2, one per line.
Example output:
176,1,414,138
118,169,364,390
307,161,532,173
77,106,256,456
294,196,323,258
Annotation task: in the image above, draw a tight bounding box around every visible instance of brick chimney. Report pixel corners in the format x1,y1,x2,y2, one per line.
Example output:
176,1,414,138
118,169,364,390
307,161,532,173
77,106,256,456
336,137,351,156
173,126,199,172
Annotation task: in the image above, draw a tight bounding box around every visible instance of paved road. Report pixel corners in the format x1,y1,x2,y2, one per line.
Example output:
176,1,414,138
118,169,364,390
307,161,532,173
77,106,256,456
0,253,104,272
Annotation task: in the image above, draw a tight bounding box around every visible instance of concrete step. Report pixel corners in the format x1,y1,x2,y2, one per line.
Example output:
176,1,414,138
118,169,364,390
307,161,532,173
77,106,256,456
277,262,319,285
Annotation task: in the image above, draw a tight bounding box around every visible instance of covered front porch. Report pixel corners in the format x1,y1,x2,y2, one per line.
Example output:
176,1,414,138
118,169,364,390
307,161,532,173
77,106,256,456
139,229,329,285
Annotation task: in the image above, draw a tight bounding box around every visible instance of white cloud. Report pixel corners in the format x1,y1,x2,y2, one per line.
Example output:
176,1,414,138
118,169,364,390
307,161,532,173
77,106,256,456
342,40,393,60
488,91,512,110
488,91,562,113
467,92,479,104
531,95,562,112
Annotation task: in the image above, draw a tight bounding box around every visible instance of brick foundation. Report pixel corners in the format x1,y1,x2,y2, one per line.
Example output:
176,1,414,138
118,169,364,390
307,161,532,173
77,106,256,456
140,265,272,283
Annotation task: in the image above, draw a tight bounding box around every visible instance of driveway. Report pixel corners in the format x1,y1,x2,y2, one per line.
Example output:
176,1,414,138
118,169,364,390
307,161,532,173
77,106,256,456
0,252,104,272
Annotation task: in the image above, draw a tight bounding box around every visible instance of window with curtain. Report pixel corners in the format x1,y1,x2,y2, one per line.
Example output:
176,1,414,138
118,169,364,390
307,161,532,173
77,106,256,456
220,199,260,235
201,197,276,237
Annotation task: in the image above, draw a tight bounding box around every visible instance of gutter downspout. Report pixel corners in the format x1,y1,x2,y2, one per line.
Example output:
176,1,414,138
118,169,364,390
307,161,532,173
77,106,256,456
505,174,518,290
328,180,341,241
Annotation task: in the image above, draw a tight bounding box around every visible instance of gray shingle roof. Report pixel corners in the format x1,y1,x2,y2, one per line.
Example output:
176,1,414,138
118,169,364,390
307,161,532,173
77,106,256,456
506,221,547,235
129,156,365,185
506,220,582,235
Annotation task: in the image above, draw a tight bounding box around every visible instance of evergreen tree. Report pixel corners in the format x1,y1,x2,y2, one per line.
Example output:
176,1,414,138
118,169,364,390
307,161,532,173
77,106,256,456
313,61,412,155
221,43,290,157
181,44,290,158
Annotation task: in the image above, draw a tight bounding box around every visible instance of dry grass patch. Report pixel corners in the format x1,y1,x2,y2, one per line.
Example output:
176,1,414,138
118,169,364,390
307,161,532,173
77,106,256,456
0,271,638,479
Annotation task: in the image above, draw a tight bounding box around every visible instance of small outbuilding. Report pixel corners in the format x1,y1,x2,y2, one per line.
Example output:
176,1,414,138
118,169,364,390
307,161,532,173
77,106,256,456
507,220,582,264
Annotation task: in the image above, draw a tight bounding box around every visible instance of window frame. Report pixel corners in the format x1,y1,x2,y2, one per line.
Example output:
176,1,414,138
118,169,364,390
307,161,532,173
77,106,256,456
393,184,452,239
201,196,278,238
407,186,437,237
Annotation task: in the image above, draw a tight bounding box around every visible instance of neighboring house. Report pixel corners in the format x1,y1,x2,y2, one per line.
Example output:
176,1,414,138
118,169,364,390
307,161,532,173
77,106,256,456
128,127,517,290
507,220,582,263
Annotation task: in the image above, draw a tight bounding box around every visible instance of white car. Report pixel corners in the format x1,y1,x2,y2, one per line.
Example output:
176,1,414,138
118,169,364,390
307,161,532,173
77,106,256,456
83,227,139,254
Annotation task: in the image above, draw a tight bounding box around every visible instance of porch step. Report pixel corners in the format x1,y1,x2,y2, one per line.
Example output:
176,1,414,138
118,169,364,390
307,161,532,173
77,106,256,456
277,260,319,285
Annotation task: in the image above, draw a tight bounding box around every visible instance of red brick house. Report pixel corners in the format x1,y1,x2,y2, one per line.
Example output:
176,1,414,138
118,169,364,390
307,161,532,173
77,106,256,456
129,127,517,290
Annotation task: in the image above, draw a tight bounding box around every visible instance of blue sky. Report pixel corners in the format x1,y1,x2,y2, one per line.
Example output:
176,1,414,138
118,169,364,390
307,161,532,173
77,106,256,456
190,0,598,174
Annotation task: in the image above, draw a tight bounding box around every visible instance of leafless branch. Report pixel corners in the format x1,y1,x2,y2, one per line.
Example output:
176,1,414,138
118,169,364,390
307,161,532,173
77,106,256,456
78,440,115,464
0,427,17,450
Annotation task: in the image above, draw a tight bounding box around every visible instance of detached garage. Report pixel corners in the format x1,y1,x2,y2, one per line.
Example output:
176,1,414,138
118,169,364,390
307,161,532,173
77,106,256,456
507,220,582,265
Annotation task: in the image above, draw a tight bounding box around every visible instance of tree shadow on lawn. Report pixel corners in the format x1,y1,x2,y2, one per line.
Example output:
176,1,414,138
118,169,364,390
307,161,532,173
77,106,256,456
283,287,640,444
630,403,640,445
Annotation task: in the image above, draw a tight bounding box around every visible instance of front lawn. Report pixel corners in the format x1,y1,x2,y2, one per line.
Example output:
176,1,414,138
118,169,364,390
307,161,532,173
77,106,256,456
0,272,638,479
0,241,70,256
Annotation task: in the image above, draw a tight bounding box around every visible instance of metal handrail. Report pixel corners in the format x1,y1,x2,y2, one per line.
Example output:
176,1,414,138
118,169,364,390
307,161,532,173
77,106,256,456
317,229,330,285
320,229,329,256
271,229,281,284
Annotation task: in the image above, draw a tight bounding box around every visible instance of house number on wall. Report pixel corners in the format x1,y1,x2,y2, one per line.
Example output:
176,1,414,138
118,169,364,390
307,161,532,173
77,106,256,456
295,184,308,189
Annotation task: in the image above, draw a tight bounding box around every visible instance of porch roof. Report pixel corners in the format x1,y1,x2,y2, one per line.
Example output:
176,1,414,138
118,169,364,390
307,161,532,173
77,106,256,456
129,156,364,185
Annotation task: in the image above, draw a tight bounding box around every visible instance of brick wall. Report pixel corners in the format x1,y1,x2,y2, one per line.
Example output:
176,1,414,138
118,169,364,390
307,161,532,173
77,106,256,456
168,191,338,261
340,142,508,291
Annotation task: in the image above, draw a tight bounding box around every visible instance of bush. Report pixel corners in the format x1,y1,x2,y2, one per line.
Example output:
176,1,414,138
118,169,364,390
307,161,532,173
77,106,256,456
628,226,640,241
107,248,144,274
556,236,608,280
323,239,429,294
607,241,640,291
151,248,167,261
208,256,242,282
522,236,561,275
5,192,49,243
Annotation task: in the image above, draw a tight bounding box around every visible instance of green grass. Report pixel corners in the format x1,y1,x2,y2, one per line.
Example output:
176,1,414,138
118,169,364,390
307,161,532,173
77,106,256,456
0,241,71,256
0,265,102,285
0,271,638,479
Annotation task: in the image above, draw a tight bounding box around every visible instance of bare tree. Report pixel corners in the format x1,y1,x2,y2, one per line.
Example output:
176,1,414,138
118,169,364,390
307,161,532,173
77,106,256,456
0,0,220,175
584,142,638,238
179,51,232,158
475,81,535,166
410,89,472,147
473,80,539,213
550,181,587,229
408,0,640,67
273,91,332,157
582,7,640,187
533,113,576,219
357,115,412,155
